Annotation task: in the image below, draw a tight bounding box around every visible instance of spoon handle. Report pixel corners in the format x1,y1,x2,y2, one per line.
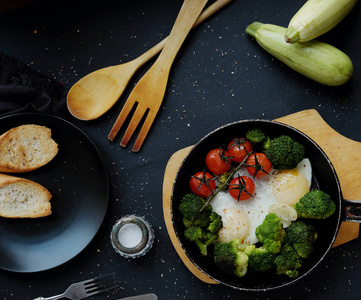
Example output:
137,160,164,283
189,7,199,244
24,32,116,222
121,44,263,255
134,0,233,66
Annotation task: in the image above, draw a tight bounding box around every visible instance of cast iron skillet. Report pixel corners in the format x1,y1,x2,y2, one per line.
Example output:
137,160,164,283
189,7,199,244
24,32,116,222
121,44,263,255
171,119,361,291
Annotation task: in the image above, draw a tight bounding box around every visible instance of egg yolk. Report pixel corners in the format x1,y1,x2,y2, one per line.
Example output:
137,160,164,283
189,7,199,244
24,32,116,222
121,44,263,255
272,169,309,206
217,207,250,243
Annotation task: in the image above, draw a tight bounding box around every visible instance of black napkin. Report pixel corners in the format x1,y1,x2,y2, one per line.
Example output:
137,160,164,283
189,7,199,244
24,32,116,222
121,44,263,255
0,52,68,118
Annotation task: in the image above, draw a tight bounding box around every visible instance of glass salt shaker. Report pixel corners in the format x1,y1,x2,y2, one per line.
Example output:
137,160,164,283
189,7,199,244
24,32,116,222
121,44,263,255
110,215,154,258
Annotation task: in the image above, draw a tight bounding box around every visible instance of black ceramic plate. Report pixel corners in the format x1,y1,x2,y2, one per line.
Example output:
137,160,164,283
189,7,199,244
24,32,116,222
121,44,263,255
171,119,341,291
0,113,109,273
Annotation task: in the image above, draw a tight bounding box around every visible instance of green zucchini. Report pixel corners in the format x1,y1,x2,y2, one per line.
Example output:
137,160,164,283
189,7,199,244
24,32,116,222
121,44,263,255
285,0,358,43
245,22,353,86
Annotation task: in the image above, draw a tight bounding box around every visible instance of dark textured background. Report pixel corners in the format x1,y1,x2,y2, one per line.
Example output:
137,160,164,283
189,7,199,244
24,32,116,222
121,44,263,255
0,0,360,299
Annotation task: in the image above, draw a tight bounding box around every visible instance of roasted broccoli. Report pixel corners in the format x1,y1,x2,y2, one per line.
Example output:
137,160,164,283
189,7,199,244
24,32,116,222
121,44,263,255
216,171,232,191
274,244,302,279
265,135,305,170
213,238,249,277
184,226,218,256
179,193,222,255
207,212,223,233
179,193,207,220
285,220,318,258
244,244,276,273
295,190,336,219
246,128,266,143
262,136,271,151
179,193,213,228
246,128,270,151
255,213,286,254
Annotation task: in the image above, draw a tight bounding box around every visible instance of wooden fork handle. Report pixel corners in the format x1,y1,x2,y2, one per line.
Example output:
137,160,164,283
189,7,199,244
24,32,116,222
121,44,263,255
135,0,233,66
155,0,208,66
193,0,233,27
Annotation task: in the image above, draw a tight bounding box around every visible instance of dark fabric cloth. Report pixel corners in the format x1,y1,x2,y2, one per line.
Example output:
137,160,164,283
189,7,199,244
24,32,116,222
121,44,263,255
0,52,67,118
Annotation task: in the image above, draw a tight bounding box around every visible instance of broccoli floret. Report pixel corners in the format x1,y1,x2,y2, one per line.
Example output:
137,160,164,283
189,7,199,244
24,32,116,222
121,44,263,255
179,193,206,220
274,244,302,278
179,193,212,228
191,206,212,228
265,135,305,170
213,239,249,277
255,213,286,254
207,212,223,233
295,190,336,219
246,128,266,143
180,194,222,256
183,209,212,228
285,270,300,279
261,136,271,151
184,226,218,256
246,129,270,151
285,220,318,258
216,171,232,191
244,245,276,273
183,218,194,228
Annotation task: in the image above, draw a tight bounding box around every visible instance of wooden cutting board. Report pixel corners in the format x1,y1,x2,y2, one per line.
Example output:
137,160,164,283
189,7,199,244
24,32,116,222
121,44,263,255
162,109,360,284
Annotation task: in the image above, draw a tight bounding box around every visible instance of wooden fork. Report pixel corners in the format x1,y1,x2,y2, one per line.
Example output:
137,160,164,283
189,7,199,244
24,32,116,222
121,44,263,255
108,0,208,152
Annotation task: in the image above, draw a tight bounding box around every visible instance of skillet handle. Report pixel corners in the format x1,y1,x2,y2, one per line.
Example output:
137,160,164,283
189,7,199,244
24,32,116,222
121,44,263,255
343,199,361,222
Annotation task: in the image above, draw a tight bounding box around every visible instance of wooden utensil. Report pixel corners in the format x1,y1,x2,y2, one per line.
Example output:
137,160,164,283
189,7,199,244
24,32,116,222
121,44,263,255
108,0,209,152
66,0,233,121
162,109,360,284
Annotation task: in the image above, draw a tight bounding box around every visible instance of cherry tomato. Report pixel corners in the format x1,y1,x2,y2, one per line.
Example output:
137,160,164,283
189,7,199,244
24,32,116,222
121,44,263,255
190,171,216,198
228,176,255,201
227,137,252,163
246,153,272,178
205,148,231,175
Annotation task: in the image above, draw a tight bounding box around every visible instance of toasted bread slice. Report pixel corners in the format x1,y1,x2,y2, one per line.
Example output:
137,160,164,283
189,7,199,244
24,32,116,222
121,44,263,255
0,124,58,173
0,173,52,218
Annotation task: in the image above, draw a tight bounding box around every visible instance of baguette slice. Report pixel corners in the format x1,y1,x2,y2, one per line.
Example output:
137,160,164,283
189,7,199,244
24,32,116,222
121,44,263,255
0,173,52,218
0,124,58,173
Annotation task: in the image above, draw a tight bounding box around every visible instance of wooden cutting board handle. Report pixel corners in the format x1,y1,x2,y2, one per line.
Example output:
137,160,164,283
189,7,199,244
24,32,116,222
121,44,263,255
162,109,360,284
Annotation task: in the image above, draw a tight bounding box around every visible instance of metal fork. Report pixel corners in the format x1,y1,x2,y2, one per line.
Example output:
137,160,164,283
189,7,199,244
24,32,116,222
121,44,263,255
33,273,118,300
108,0,208,152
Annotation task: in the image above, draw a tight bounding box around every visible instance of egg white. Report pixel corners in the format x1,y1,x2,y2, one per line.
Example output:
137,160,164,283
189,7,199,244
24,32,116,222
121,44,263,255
210,158,312,245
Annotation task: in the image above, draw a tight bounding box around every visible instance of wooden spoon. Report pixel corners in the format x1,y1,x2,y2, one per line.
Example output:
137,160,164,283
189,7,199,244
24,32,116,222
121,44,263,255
66,0,233,121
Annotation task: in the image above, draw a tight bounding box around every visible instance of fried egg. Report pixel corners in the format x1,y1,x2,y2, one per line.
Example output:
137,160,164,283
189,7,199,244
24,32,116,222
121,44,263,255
272,158,312,206
216,207,250,243
210,158,312,245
